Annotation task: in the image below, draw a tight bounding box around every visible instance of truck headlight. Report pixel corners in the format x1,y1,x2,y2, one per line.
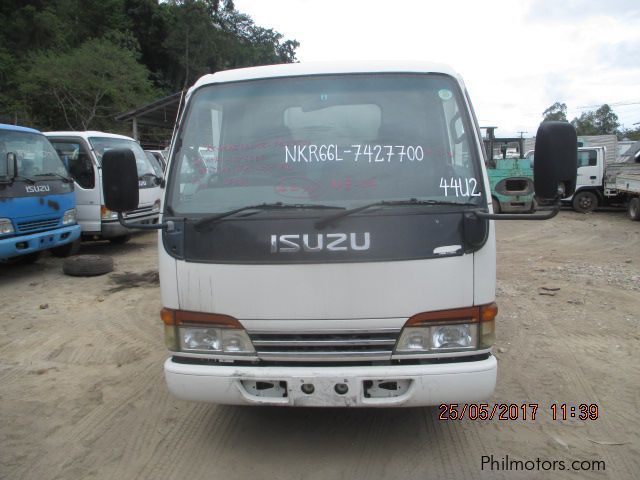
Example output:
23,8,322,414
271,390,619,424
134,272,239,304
178,326,254,354
152,200,161,213
162,308,256,355
431,324,476,350
100,206,118,220
62,208,77,225
181,327,221,351
0,218,15,236
395,324,477,352
394,303,497,354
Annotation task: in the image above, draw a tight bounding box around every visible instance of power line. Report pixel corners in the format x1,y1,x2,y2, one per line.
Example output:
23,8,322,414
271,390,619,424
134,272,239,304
576,101,640,109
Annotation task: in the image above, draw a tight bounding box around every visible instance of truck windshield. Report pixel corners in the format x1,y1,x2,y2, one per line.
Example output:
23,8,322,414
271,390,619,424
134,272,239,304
89,137,157,177
0,130,67,179
168,73,483,215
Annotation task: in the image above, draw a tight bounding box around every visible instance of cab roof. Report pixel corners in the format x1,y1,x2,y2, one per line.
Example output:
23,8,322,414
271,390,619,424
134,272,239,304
191,61,464,92
44,131,135,141
0,123,42,134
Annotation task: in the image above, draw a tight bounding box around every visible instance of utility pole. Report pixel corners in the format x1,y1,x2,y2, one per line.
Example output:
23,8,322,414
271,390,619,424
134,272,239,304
518,131,527,139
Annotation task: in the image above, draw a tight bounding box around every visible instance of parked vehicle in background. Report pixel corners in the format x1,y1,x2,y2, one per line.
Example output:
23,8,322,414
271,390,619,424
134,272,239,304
564,146,640,213
145,151,165,178
615,173,640,220
101,62,577,407
0,123,81,263
483,128,535,213
145,149,168,172
45,131,162,244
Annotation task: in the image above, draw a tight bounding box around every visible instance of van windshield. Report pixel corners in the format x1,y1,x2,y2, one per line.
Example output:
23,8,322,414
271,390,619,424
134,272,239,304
89,137,157,177
0,130,67,179
168,73,483,215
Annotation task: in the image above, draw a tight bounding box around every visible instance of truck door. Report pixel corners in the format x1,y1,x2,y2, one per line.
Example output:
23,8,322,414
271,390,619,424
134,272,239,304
576,148,600,190
50,139,101,234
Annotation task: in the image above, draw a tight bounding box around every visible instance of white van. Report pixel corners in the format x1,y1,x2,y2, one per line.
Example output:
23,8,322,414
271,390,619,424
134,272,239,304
46,131,162,243
102,62,576,407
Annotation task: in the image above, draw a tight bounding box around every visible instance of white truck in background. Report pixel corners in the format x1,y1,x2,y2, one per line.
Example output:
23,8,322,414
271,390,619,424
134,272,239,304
99,62,577,407
568,146,640,219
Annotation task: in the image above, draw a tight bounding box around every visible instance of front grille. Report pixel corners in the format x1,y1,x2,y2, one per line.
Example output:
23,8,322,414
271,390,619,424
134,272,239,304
17,217,60,233
249,329,401,362
124,206,154,217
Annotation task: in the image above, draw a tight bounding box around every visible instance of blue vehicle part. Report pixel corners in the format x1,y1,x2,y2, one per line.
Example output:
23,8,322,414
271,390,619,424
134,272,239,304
0,193,81,260
0,124,81,260
0,224,81,260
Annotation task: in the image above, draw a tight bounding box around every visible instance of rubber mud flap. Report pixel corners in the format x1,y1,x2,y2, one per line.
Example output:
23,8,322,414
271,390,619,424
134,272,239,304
62,254,114,277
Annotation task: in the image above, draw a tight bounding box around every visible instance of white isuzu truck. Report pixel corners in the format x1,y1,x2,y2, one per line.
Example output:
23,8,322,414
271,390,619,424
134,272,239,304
101,62,576,407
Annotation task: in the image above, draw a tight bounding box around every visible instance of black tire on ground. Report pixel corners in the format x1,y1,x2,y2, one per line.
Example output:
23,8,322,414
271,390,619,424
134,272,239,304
572,190,598,213
491,197,501,214
51,238,81,258
629,198,640,221
109,235,131,245
62,255,114,277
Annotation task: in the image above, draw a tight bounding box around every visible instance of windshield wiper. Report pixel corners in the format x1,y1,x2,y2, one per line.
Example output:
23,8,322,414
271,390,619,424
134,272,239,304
315,198,476,229
195,202,345,231
35,173,72,183
12,175,37,185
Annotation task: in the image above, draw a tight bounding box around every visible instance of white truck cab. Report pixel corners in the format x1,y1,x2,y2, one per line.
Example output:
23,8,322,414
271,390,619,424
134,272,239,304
101,62,577,407
46,131,162,243
566,146,640,214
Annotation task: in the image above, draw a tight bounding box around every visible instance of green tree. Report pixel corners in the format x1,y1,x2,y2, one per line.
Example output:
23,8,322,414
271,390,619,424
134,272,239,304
159,1,299,91
0,0,299,126
571,104,620,136
18,39,157,131
621,126,640,141
542,102,567,122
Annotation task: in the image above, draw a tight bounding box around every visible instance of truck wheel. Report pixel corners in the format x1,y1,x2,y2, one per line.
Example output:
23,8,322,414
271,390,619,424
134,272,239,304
491,197,501,214
51,238,81,258
572,191,598,213
629,198,640,221
62,255,114,277
109,235,130,245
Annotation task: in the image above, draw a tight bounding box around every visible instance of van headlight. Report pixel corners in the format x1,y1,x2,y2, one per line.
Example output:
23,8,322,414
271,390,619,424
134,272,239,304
0,218,15,236
62,208,77,225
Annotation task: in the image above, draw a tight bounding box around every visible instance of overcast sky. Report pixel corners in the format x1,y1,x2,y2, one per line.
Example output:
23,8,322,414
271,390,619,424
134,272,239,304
233,0,640,137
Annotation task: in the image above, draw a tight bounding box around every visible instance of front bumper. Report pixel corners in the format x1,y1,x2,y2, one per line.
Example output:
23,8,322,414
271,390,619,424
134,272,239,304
101,213,159,238
0,224,81,260
164,355,497,407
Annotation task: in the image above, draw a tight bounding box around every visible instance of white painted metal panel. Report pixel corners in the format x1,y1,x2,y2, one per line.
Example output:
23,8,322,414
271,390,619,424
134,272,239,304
159,237,179,309
175,254,475,322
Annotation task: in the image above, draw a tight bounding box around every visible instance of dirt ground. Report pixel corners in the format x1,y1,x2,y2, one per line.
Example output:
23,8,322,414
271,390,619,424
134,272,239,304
1,210,638,480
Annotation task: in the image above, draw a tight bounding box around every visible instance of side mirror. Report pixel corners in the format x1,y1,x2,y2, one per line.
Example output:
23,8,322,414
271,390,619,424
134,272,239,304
533,122,577,202
102,148,139,212
6,152,18,178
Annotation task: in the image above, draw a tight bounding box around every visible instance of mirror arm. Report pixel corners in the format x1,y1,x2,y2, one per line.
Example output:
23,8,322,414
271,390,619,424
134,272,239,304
117,212,175,232
471,200,561,221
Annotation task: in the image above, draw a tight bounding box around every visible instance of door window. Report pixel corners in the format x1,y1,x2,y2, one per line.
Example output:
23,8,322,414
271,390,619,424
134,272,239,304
51,140,95,188
577,150,597,168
